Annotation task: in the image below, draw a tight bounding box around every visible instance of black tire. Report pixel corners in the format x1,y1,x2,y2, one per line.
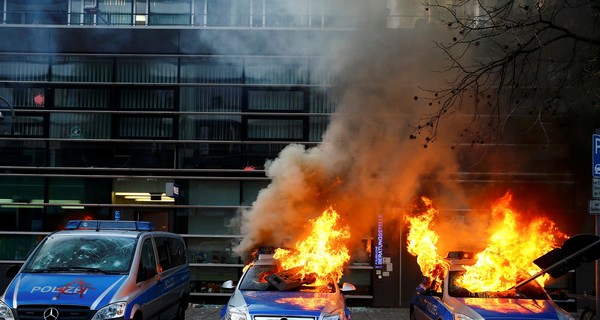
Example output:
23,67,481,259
175,299,187,320
581,308,596,320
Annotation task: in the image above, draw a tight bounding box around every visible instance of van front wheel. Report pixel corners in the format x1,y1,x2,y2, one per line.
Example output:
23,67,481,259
175,301,187,320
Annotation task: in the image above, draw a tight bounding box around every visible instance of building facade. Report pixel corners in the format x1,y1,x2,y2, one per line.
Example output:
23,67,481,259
0,0,588,308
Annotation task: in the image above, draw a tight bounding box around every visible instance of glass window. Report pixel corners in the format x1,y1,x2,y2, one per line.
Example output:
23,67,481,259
249,0,264,26
180,58,243,83
24,235,136,273
0,87,46,109
0,139,45,165
0,176,45,231
187,208,240,235
119,117,173,138
0,55,49,81
309,89,338,112
246,118,304,140
188,180,240,206
138,238,158,282
149,0,192,25
49,112,111,139
5,115,45,137
0,234,45,260
115,58,178,83
309,58,338,85
248,90,304,111
265,0,308,27
6,0,68,24
180,115,241,140
112,142,176,168
51,56,113,83
309,116,328,142
245,57,308,85
180,87,242,112
179,116,241,168
206,0,250,26
0,176,44,204
187,237,241,263
55,88,111,109
49,141,114,167
97,0,134,25
119,89,174,109
242,143,287,168
323,0,355,28
241,180,269,206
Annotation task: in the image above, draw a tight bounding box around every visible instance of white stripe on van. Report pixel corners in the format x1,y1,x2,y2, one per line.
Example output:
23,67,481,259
91,276,126,310
12,275,21,308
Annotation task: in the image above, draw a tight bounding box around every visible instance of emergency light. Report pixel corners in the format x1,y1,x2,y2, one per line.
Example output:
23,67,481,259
65,220,155,231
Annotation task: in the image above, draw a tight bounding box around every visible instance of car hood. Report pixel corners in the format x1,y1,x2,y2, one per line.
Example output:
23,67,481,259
3,273,127,308
239,290,339,316
456,298,560,319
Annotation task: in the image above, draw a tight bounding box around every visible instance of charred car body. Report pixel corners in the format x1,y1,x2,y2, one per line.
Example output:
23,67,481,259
0,220,190,320
220,253,355,320
410,251,574,320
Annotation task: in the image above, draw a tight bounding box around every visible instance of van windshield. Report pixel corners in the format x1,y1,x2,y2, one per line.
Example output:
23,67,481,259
23,235,136,274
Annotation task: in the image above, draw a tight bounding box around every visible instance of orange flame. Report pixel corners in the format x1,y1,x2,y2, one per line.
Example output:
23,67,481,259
456,192,567,292
274,207,351,286
405,192,567,293
405,197,445,281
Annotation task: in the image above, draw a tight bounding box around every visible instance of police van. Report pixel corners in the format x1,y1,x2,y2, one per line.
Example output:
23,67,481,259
0,220,190,320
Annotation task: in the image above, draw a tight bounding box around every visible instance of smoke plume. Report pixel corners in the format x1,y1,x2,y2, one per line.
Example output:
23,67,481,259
228,1,480,260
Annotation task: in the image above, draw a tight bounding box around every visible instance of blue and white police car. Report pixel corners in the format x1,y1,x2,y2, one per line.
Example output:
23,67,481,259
0,220,190,320
410,251,574,320
220,253,356,320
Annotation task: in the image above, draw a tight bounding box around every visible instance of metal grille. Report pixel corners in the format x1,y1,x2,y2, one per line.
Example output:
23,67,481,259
254,317,316,320
17,305,92,320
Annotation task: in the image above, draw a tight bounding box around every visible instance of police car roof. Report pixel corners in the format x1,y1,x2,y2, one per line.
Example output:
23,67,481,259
65,220,154,231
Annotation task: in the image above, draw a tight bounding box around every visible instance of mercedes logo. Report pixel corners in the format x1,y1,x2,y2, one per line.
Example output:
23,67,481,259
43,307,59,320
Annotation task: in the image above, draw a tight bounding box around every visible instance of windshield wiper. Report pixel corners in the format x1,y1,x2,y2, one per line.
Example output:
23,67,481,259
68,266,122,274
25,266,120,274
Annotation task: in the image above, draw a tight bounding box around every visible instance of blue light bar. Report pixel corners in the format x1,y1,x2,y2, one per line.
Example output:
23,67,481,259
65,220,155,231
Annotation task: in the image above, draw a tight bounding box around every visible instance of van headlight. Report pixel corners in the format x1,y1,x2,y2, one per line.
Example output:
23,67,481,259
454,313,475,320
224,307,246,320
92,302,127,320
323,314,341,320
323,308,343,320
0,300,15,320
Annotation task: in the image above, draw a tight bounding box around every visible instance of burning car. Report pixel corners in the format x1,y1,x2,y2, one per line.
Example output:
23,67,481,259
410,251,574,320
219,252,356,320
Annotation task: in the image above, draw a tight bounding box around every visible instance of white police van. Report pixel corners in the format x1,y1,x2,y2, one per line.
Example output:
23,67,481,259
0,220,190,320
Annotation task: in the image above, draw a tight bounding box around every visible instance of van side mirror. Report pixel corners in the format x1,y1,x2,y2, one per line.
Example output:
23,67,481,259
221,280,235,289
137,266,157,282
341,282,356,293
6,265,21,278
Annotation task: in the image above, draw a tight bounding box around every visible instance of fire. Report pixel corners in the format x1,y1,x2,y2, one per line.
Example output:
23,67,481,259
405,197,444,281
275,295,329,309
405,192,567,293
274,207,351,286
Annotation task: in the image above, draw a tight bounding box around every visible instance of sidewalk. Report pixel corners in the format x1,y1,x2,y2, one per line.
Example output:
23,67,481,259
185,304,411,320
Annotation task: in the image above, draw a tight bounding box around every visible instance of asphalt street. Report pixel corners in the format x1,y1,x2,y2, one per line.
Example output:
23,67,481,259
186,304,586,320
185,304,412,320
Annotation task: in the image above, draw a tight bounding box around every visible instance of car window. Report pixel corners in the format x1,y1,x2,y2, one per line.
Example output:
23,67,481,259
24,235,136,273
239,265,334,293
155,236,187,271
448,271,549,299
137,238,158,282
